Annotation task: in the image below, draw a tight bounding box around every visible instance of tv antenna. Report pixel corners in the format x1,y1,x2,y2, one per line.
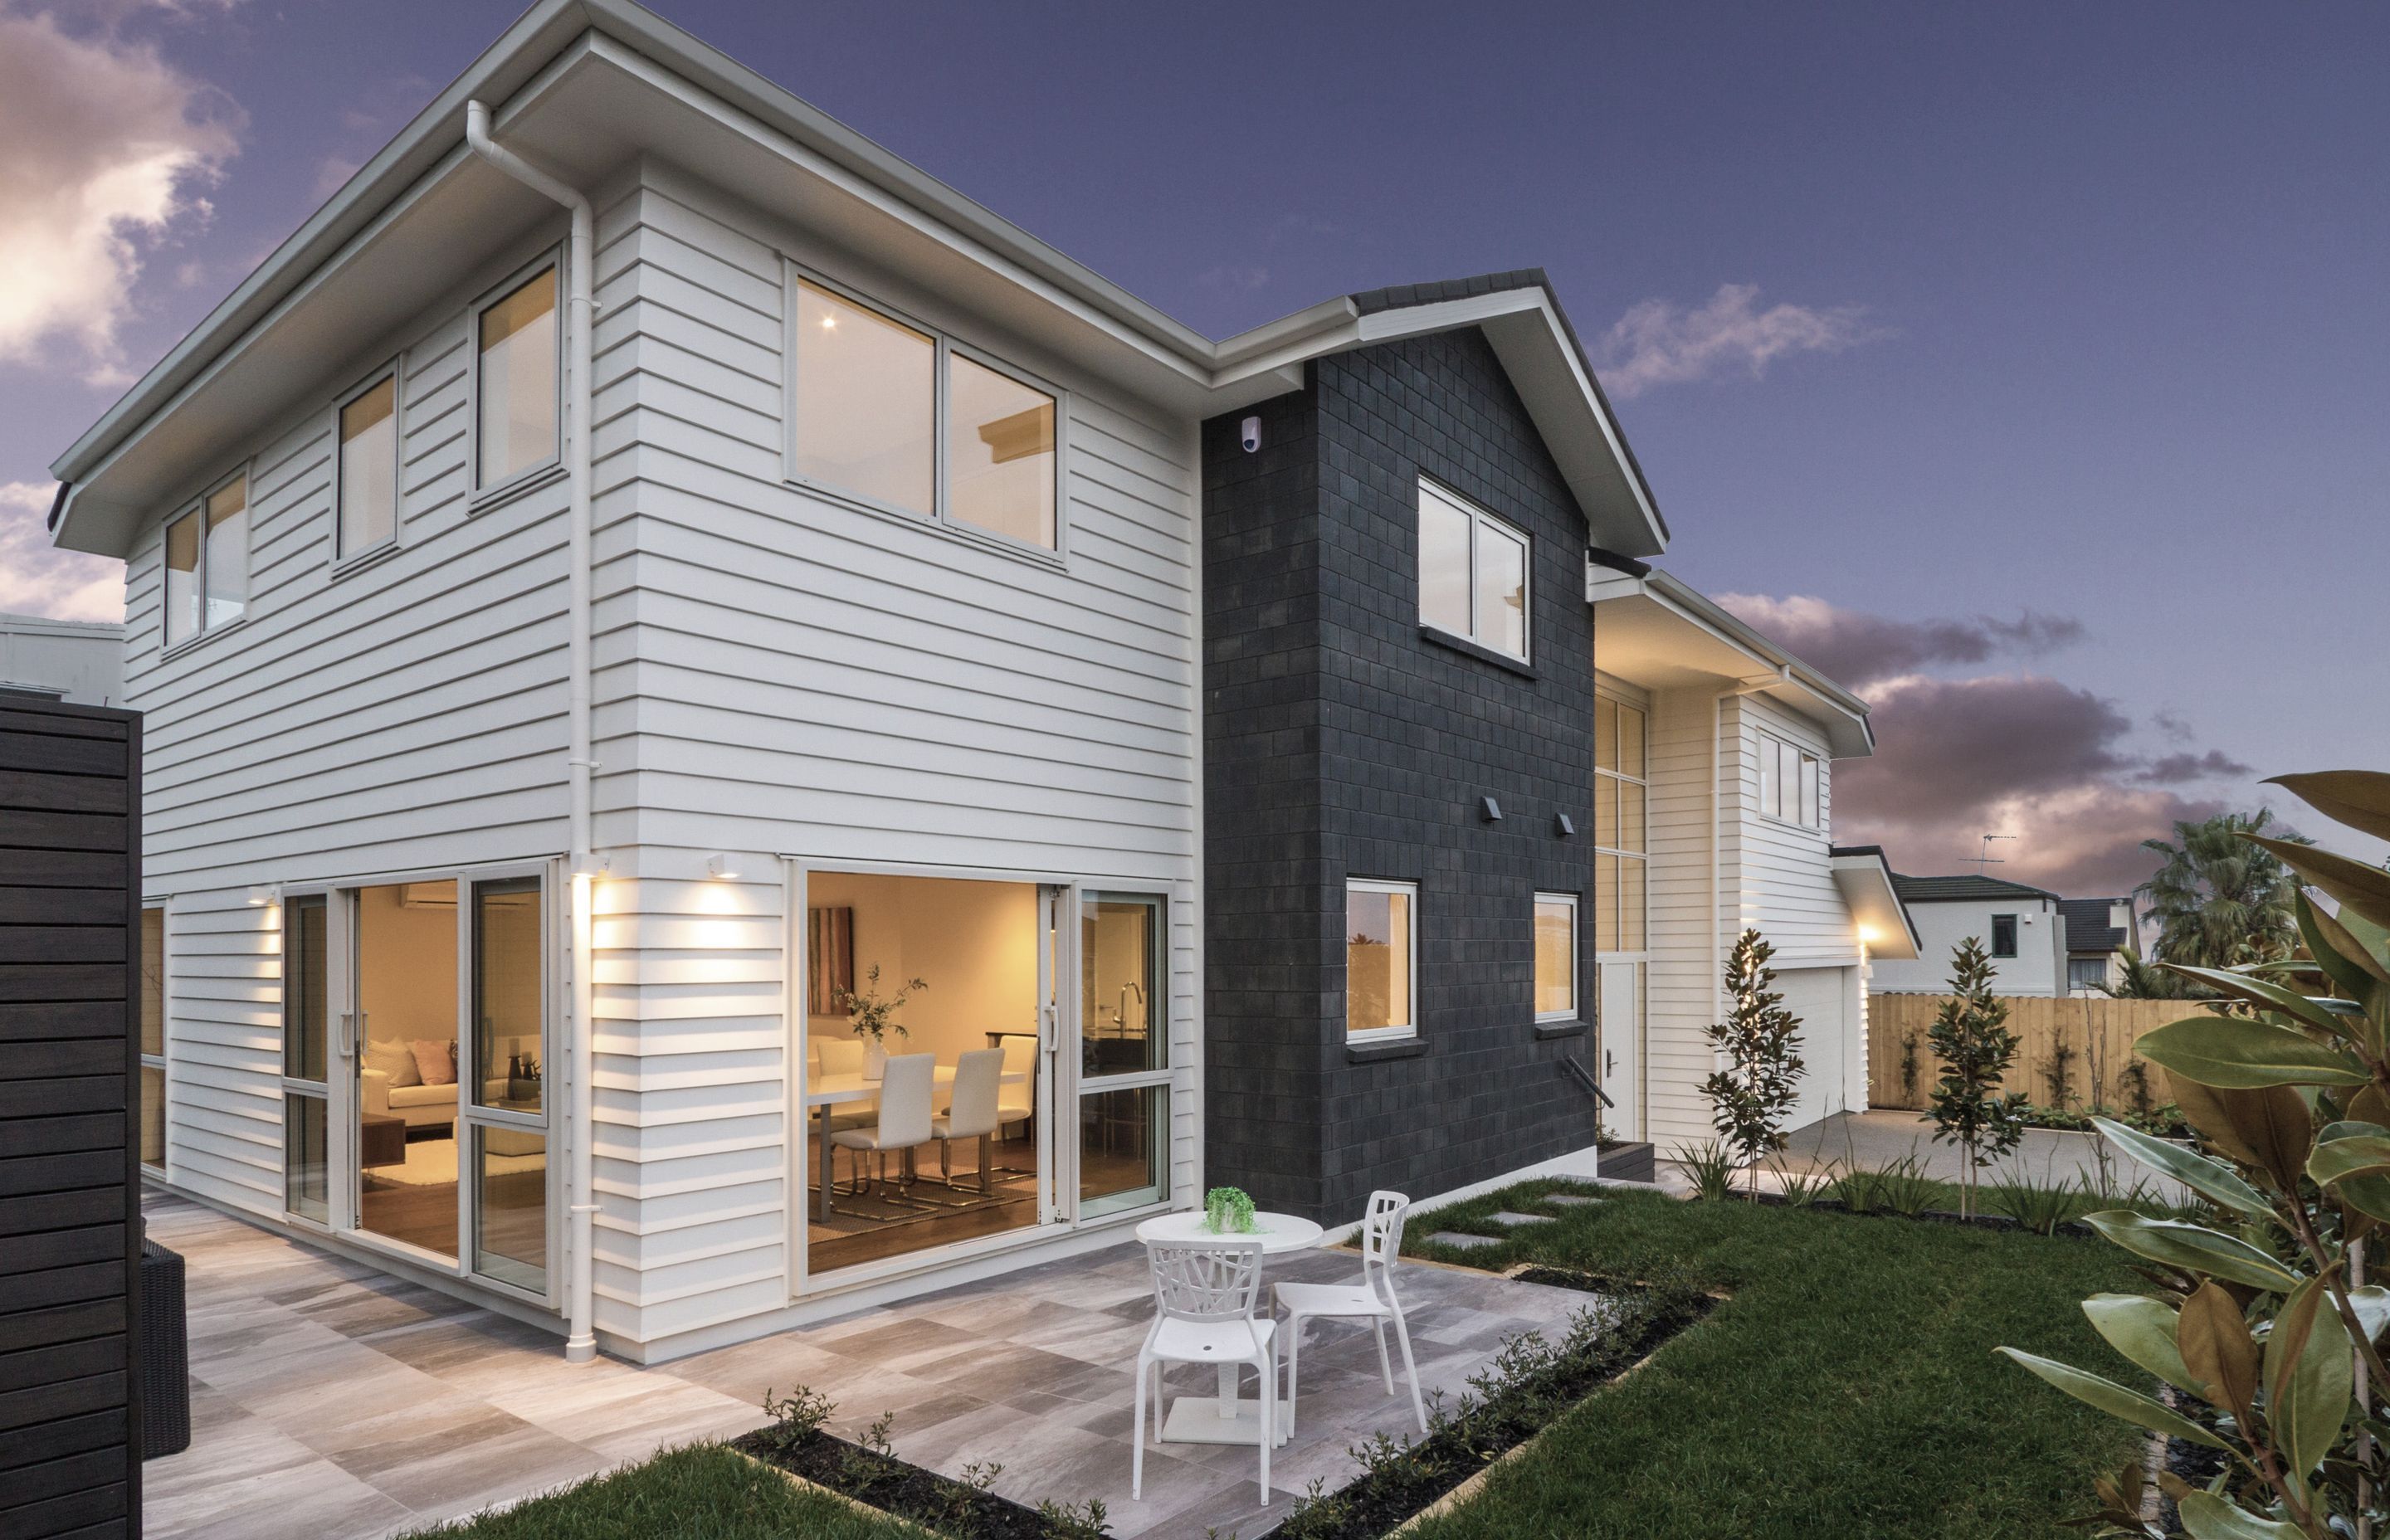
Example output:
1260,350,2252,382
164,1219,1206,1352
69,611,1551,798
1964,834,2016,873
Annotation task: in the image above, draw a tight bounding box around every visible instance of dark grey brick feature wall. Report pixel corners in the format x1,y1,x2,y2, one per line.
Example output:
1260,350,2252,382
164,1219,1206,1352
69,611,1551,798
1202,326,1601,1226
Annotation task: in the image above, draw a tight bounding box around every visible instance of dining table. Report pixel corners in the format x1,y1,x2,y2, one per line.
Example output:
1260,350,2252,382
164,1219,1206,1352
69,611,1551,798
806,1065,1027,1221
1134,1208,1325,1446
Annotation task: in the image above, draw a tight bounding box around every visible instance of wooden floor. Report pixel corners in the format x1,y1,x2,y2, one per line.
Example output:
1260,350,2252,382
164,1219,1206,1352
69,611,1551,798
806,1131,1159,1274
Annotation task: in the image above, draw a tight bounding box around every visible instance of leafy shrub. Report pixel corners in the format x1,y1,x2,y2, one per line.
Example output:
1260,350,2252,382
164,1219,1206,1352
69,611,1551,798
1671,1138,1738,1201
754,1385,833,1455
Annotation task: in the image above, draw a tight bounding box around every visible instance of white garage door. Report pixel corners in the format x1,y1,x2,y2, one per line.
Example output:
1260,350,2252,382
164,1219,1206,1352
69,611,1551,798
1775,967,1851,1134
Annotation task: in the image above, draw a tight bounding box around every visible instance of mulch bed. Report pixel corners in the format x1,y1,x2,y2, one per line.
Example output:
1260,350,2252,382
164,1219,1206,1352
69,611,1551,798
1269,1269,1712,1540
731,1424,1102,1539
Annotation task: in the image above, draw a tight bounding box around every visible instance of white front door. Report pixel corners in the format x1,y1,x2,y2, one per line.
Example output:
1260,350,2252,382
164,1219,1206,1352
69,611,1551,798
1597,961,1641,1142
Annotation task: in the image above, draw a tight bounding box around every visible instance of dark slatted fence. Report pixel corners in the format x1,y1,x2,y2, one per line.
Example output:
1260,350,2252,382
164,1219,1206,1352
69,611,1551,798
0,694,143,1538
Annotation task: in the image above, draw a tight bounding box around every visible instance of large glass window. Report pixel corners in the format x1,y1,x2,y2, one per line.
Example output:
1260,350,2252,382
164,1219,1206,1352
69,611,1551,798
162,471,247,647
1594,696,1648,954
1081,893,1164,1076
792,280,935,515
1534,893,1578,1021
788,273,1062,551
1417,480,1529,661
473,879,544,1114
282,894,329,1222
1346,879,1417,1042
339,373,399,557
477,266,558,490
139,907,166,1170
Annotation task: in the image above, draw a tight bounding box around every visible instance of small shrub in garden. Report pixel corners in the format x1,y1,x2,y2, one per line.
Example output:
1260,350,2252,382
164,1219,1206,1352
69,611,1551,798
754,1385,833,1455
1671,1138,1738,1201
1699,928,1806,1196
1924,937,2028,1216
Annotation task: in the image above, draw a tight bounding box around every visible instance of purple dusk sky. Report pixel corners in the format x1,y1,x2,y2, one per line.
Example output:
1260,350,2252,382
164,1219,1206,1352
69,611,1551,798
2,1,2383,893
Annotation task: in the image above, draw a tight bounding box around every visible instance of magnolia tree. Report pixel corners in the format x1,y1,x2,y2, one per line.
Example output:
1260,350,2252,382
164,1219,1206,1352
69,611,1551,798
1926,937,2028,1217
1700,928,1805,1196
2002,770,2390,1540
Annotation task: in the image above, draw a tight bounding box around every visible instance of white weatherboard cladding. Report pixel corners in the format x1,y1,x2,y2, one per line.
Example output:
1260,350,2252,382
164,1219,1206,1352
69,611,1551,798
597,168,1198,1350
122,207,637,1217
1732,694,1848,968
1641,685,1724,1147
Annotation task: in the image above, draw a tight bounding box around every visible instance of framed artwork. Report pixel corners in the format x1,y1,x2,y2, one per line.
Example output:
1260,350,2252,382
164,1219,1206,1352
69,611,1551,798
808,906,854,1016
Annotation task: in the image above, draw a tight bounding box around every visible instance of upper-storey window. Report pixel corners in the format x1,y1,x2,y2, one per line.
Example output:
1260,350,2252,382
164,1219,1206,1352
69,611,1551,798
338,372,399,558
1594,695,1647,953
788,275,1061,553
1756,731,1822,830
1991,914,2019,958
476,265,559,492
1417,480,1529,662
163,470,248,648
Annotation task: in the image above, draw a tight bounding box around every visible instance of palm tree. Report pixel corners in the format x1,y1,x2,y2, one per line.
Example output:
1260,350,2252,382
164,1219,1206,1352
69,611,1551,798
2097,952,2206,1000
2134,809,2304,970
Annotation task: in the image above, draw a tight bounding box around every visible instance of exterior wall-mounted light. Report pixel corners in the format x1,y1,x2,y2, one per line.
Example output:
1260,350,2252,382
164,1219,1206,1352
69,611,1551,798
1480,796,1503,823
705,853,740,880
1554,813,1575,838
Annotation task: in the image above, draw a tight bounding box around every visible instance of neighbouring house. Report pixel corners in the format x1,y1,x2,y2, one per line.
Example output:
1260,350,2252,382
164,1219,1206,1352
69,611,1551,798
2058,895,2142,994
1582,563,1918,1145
0,611,124,706
1867,873,2068,996
44,0,1878,1362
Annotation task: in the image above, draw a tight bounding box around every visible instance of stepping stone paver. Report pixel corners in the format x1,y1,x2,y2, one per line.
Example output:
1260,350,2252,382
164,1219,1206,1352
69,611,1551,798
1426,1231,1505,1250
1486,1211,1555,1227
1542,1194,1601,1208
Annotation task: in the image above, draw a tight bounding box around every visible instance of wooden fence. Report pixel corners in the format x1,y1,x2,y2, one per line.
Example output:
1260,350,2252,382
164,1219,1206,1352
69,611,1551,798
1866,992,2202,1114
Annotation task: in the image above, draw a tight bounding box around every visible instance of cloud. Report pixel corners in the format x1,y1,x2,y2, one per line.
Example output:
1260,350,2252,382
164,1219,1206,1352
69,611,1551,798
1832,671,2228,894
0,3,241,381
1595,283,1887,399
2136,749,2255,783
1715,592,2083,690
0,481,123,622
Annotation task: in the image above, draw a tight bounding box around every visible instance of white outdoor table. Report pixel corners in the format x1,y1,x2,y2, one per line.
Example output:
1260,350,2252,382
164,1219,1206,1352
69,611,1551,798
807,1066,1026,1221
1134,1209,1324,1447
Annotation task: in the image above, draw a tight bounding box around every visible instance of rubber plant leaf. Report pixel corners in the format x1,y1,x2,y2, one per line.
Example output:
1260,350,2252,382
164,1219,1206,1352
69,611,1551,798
2300,890,2389,994
2176,1281,2260,1418
2082,1293,2200,1396
2158,964,2364,1035
2082,1211,2301,1293
2266,771,2390,845
2349,1284,2390,1345
2136,1016,2367,1089
2308,1133,2390,1189
2246,834,2390,933
2176,1492,2311,1540
2264,1273,2353,1479
1996,1348,2229,1450
2094,1116,2273,1221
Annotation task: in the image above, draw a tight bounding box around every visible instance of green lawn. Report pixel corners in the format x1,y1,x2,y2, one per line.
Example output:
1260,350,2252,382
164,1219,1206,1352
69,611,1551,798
1402,1183,2145,1540
407,1187,2140,1540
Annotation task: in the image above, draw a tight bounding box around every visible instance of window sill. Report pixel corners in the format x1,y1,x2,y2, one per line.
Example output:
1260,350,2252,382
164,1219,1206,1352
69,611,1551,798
471,461,568,516
160,612,249,664
784,475,1069,573
1345,1036,1427,1065
1418,624,1536,680
1534,1019,1590,1040
329,540,403,583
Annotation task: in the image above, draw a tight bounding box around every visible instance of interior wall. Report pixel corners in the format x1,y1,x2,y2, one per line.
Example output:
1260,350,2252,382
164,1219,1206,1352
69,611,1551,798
358,882,458,1050
802,872,1037,1067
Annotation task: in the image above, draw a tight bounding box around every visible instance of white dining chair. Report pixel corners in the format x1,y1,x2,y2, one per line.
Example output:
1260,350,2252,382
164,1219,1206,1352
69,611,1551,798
1275,1190,1423,1435
931,1047,1004,1194
831,1052,934,1204
1134,1236,1275,1503
996,1035,1036,1135
807,1037,872,1157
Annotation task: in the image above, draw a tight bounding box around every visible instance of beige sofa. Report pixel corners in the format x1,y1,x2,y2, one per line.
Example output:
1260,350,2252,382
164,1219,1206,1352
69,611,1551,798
363,1069,457,1131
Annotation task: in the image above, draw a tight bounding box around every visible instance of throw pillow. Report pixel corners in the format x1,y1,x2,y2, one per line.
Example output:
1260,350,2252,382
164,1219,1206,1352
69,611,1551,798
366,1038,421,1089
412,1039,458,1087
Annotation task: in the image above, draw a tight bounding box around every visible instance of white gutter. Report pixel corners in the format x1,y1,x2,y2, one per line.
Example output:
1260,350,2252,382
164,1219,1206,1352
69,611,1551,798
465,99,598,1365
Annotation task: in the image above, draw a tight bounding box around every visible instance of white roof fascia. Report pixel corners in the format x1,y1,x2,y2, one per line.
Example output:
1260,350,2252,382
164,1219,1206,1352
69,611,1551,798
1589,566,1875,756
1832,849,1922,958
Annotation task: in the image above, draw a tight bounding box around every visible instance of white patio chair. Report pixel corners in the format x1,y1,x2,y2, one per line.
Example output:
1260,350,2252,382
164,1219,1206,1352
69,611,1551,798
1134,1236,1276,1503
1275,1189,1424,1435
831,1052,934,1205
931,1047,1004,1193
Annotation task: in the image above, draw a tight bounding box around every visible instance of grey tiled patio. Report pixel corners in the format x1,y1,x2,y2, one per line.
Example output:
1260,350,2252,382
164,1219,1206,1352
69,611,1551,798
142,1191,1609,1539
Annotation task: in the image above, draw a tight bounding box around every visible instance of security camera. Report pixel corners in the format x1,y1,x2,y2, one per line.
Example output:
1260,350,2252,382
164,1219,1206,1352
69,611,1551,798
1239,416,1261,454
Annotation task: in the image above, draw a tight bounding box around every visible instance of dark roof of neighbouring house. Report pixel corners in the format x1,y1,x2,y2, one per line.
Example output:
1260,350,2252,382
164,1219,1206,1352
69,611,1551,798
1890,872,2061,904
2058,897,2133,955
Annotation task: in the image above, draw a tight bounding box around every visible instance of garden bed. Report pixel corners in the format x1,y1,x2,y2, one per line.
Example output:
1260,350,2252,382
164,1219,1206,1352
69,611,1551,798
731,1391,1107,1540
1271,1269,1711,1540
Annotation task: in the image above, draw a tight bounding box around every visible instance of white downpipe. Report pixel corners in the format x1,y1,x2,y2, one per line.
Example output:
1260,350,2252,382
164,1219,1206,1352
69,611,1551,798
465,100,598,1364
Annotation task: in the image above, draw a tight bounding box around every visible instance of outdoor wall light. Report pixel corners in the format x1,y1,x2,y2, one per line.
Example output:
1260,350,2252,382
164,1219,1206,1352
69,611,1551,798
244,884,278,907
1480,796,1503,822
1554,813,1576,837
705,853,740,880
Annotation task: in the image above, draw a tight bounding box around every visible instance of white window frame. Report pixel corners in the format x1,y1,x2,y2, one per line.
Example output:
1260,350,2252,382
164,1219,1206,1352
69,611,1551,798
1417,478,1531,664
1533,890,1580,1023
1595,693,1649,957
1344,877,1420,1045
1756,731,1824,831
780,261,1070,563
334,360,404,568
159,463,252,654
467,249,566,507
139,902,168,1175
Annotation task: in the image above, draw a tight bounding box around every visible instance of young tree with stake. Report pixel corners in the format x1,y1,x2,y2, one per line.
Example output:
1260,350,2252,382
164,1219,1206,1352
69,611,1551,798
1925,937,2028,1217
1700,928,1806,1197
